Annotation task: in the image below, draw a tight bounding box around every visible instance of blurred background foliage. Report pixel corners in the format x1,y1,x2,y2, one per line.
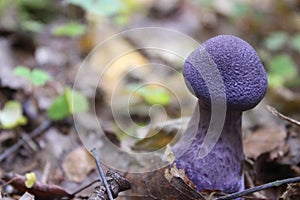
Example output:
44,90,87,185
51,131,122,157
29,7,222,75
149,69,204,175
1,0,300,121
1,0,299,84
1,1,300,199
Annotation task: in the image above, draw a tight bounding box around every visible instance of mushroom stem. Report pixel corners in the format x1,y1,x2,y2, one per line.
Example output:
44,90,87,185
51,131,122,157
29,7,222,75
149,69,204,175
174,100,244,193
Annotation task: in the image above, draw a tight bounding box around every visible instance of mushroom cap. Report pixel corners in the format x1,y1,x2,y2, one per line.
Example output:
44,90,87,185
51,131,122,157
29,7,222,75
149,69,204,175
183,35,268,111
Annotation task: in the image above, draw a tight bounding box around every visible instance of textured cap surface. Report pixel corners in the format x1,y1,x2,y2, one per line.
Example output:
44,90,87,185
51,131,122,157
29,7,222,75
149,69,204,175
183,35,268,111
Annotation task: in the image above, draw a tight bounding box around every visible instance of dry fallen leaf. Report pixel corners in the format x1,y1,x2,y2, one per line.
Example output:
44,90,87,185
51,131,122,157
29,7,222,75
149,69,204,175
62,146,96,182
244,124,287,159
1,173,72,200
267,88,300,116
265,106,300,165
124,166,206,200
280,183,300,200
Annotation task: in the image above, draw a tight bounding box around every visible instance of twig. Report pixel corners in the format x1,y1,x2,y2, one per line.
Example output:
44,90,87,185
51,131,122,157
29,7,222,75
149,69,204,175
41,161,51,183
216,176,300,200
71,179,100,196
0,120,52,162
267,105,300,127
244,171,267,199
91,148,114,200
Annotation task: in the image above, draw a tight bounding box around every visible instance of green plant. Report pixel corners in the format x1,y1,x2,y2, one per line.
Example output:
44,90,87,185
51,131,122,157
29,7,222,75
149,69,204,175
47,87,89,120
14,66,89,121
267,54,298,87
0,101,27,129
67,0,141,25
126,84,171,106
0,0,56,32
192,0,215,7
14,66,51,87
264,31,288,51
67,0,124,17
25,172,36,188
231,1,251,18
291,33,300,53
261,31,300,88
52,22,87,38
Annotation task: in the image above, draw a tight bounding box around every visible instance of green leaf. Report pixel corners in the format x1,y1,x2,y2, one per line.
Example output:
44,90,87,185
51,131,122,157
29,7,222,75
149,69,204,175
22,20,44,33
142,88,170,106
268,74,285,87
47,88,89,120
268,54,297,78
192,0,214,7
232,2,250,18
25,172,36,188
31,69,51,86
114,14,129,26
52,22,86,38
128,85,171,106
14,66,51,86
67,0,124,16
68,89,89,114
47,93,70,120
291,33,300,53
264,32,288,51
14,66,31,80
0,101,27,129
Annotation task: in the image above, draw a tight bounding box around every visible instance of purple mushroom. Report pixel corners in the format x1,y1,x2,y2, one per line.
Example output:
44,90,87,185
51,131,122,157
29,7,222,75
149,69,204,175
173,35,268,193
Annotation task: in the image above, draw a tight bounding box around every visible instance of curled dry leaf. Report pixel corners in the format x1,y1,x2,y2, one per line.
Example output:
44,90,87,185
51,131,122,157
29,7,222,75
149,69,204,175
280,183,300,200
89,170,131,200
1,173,72,200
125,166,205,200
165,164,196,190
106,170,131,197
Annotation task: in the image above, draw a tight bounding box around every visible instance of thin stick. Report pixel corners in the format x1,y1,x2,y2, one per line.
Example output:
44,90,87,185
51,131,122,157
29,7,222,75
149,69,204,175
91,148,114,200
71,179,100,196
244,171,267,199
216,176,300,200
267,105,300,127
0,120,52,162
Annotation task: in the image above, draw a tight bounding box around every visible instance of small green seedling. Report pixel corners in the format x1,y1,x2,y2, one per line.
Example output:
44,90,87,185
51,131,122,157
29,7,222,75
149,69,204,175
267,54,298,87
25,172,36,188
22,20,44,33
264,31,288,51
67,0,140,25
67,0,124,17
291,33,300,53
0,101,27,129
52,22,86,38
126,84,171,106
260,31,300,88
14,66,51,86
47,87,89,120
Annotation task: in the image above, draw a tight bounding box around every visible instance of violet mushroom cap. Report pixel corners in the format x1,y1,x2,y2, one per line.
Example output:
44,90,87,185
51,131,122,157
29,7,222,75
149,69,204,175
173,35,267,193
184,35,268,111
